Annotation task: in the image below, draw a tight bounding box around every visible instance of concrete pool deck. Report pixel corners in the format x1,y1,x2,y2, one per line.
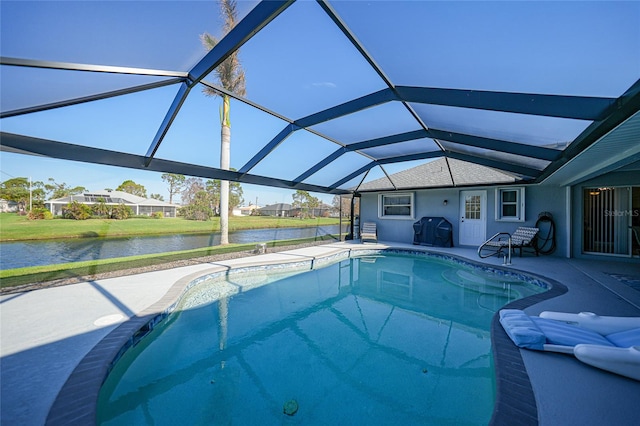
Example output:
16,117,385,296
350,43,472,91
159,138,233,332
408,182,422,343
1,241,639,425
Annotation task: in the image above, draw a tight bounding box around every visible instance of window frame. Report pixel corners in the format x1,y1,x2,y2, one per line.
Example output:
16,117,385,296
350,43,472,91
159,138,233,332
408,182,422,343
378,192,415,220
495,187,525,222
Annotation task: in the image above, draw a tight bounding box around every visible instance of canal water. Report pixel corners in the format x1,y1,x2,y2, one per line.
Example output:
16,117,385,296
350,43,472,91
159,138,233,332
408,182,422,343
0,225,347,270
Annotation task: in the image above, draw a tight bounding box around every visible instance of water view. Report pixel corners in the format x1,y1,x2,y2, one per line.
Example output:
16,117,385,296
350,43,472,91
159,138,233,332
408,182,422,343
0,225,346,270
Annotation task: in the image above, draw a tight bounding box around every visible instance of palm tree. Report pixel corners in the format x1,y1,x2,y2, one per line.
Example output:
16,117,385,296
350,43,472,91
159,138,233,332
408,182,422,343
200,0,246,245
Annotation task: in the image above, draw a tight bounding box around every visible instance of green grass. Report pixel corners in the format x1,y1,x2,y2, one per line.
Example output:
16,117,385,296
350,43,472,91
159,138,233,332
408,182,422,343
0,235,339,289
0,213,349,288
0,213,345,242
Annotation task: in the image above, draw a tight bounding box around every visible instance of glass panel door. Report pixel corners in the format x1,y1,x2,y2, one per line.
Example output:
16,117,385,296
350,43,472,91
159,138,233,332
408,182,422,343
632,187,640,257
583,186,635,256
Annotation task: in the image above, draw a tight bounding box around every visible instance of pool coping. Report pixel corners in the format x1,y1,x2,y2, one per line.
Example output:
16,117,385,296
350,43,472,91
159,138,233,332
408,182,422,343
489,273,567,425
45,245,565,425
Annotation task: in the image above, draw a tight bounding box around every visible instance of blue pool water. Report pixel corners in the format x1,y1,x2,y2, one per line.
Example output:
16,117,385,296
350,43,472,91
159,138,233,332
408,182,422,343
97,251,547,425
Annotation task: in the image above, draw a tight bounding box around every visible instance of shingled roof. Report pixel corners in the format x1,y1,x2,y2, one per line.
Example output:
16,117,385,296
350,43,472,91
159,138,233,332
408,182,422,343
47,191,177,207
356,158,517,192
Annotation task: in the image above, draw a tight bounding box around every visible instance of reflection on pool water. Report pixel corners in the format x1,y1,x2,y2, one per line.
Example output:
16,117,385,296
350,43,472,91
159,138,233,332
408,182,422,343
97,251,547,425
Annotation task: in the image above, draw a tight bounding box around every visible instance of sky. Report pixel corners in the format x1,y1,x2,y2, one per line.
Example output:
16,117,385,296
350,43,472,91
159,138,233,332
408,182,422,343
0,151,337,206
0,0,340,206
1,1,638,206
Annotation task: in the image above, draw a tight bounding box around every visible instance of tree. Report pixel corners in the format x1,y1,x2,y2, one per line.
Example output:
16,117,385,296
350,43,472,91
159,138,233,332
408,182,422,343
201,0,246,244
0,177,30,212
161,173,185,204
333,194,353,217
205,174,244,215
179,190,215,221
150,193,165,201
45,178,86,199
116,180,147,198
292,190,320,218
30,181,47,209
181,177,205,206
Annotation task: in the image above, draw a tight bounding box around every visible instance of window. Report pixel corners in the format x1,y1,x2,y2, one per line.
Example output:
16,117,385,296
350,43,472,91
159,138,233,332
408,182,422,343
583,186,637,256
465,195,482,219
379,193,414,219
495,187,525,221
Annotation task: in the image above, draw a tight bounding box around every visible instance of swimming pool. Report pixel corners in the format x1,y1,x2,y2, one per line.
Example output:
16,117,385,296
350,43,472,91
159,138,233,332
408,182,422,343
97,250,548,425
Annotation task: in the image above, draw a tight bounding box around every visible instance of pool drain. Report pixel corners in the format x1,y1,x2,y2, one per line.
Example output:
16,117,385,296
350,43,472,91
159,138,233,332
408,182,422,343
283,399,298,416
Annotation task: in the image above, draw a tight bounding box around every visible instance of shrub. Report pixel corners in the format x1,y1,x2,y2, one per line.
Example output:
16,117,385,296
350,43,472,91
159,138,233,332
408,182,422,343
27,208,53,220
152,211,164,219
63,201,92,220
179,204,213,221
110,203,133,220
91,199,111,217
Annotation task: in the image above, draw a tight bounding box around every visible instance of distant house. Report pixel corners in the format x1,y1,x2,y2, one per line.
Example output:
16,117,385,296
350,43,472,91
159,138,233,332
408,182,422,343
258,202,334,218
234,205,260,216
0,199,19,213
259,203,292,217
291,203,333,218
45,191,180,217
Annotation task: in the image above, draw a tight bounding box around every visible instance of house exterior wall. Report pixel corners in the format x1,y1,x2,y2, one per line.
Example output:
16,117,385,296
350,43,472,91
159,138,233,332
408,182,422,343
260,209,291,217
290,207,331,218
572,170,640,261
236,206,258,216
0,199,18,213
47,202,177,217
360,184,569,257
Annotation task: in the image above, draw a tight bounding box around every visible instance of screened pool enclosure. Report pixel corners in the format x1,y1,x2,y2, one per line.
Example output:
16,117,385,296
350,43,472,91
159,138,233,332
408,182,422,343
1,1,639,198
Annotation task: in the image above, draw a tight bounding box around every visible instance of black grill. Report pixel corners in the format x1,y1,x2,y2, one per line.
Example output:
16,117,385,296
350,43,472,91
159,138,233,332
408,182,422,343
413,217,453,247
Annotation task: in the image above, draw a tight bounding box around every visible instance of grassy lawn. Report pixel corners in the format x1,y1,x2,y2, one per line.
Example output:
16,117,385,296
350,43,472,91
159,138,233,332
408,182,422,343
0,213,345,242
0,235,339,289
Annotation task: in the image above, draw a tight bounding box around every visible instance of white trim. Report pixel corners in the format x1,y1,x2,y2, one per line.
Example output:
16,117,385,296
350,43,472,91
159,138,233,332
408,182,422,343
495,187,525,222
377,192,415,220
566,186,571,258
459,190,487,246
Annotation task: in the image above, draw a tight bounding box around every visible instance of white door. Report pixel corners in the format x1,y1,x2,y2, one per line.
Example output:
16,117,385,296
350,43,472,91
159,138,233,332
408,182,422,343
459,190,486,246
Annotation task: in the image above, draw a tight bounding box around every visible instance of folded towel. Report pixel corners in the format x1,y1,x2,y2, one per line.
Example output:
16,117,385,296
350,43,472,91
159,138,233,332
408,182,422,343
499,309,546,350
499,309,616,350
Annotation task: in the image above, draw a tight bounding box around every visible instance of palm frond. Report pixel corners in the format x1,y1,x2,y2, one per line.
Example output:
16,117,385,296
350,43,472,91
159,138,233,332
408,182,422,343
200,0,246,98
220,0,238,34
200,32,218,51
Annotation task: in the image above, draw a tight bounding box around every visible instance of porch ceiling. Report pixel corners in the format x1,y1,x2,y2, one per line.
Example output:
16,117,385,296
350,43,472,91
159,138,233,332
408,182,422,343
542,111,640,187
1,1,639,194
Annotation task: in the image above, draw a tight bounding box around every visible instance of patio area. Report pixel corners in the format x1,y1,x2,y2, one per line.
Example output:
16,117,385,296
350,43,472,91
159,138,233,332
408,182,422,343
2,2,639,424
1,241,639,425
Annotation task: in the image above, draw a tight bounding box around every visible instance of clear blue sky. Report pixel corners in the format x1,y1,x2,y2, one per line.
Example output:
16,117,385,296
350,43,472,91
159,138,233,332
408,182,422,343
0,151,329,206
0,0,341,206
1,1,638,205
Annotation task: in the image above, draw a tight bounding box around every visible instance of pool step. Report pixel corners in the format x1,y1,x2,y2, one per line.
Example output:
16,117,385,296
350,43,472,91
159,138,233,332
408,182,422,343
441,268,522,297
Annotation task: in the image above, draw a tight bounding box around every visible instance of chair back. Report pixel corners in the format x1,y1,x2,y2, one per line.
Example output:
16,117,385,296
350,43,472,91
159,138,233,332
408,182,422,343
511,227,539,245
362,222,377,234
